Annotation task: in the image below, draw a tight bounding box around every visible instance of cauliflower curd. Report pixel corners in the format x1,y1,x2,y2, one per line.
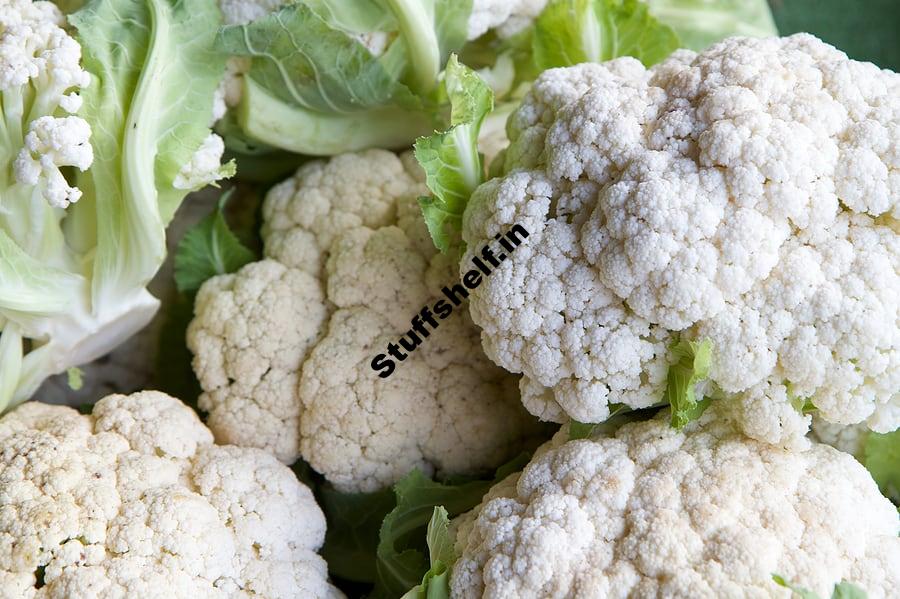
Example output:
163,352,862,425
462,34,900,447
450,405,900,599
0,392,339,598
188,150,541,492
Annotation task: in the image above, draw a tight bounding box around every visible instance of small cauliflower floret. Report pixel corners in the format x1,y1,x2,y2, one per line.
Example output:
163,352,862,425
450,405,900,599
810,417,870,460
467,0,548,39
0,391,340,599
189,150,541,492
4,0,93,209
173,133,233,191
218,0,288,25
465,34,900,446
14,115,93,208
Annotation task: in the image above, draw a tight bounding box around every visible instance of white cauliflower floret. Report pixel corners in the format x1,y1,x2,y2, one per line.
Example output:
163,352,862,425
173,133,233,191
14,115,93,208
464,34,900,446
450,404,900,599
0,391,340,599
4,1,93,209
189,150,541,492
810,417,870,460
218,0,288,25
467,0,548,39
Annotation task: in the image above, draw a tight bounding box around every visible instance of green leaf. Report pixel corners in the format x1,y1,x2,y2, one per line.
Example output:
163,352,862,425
415,55,493,253
0,230,84,316
0,325,24,412
773,574,822,599
218,4,403,114
426,506,456,566
218,0,471,155
66,367,84,392
863,430,900,504
235,77,434,156
384,0,471,94
174,191,256,294
645,0,778,51
70,0,226,307
831,582,869,599
772,575,869,599
532,0,681,70
666,338,713,429
373,454,530,598
318,484,396,583
787,385,817,415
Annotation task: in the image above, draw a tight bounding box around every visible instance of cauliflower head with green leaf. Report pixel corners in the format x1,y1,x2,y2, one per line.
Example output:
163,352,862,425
462,33,900,448
188,150,541,492
450,404,900,598
0,391,340,598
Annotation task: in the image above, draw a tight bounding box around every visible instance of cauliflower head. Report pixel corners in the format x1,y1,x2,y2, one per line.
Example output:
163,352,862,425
450,405,900,599
0,391,340,599
188,150,541,493
462,34,900,447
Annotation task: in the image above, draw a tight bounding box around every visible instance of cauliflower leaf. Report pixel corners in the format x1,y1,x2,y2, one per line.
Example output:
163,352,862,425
773,575,869,599
216,0,471,155
666,338,714,429
533,0,680,70
174,191,257,294
646,0,778,50
415,56,494,252
863,430,900,504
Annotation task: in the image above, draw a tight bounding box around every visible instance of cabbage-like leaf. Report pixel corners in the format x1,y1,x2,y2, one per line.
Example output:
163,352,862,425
219,0,471,155
864,430,900,504
174,191,256,294
533,0,680,69
773,574,869,599
666,338,713,429
415,56,493,252
645,0,778,50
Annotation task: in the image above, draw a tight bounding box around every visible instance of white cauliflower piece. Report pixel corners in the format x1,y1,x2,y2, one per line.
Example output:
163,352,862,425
14,115,93,208
450,404,900,599
464,34,900,446
467,0,548,39
188,150,542,492
0,391,340,599
173,134,233,191
4,1,93,209
218,0,288,25
810,416,870,460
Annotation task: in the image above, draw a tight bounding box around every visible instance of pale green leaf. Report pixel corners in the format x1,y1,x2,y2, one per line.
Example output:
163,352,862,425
415,56,493,252
645,0,778,51
863,430,900,504
666,338,713,429
533,0,680,69
70,0,225,307
174,191,256,294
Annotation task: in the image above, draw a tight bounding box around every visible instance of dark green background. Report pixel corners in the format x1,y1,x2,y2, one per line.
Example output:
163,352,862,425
769,0,900,70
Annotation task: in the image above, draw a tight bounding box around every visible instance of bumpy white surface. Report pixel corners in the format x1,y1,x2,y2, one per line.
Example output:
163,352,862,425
189,150,540,492
463,34,900,447
0,392,340,599
450,405,900,599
